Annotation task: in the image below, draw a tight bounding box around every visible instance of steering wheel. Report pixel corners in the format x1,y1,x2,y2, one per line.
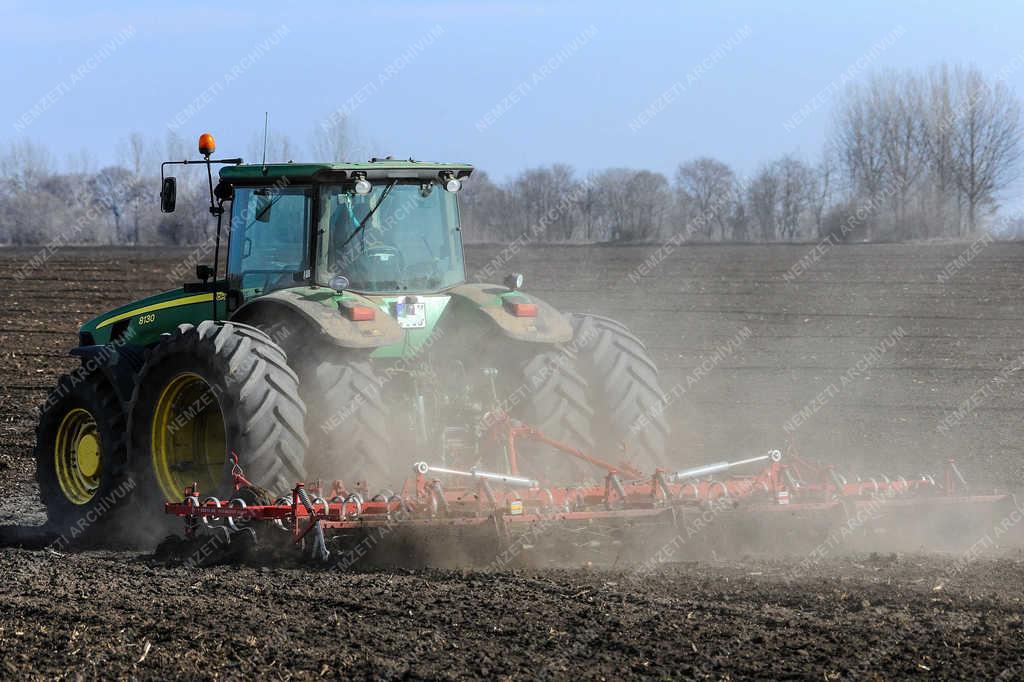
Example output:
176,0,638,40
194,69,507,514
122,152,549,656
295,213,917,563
402,260,441,287
349,244,404,288
363,244,404,269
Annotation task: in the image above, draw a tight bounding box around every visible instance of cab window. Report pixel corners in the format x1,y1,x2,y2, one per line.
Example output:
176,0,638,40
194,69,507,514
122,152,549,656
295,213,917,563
227,186,311,297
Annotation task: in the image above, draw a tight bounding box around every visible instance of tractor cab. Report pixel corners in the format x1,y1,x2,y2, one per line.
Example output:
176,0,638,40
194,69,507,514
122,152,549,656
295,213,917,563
156,132,473,311
217,162,472,304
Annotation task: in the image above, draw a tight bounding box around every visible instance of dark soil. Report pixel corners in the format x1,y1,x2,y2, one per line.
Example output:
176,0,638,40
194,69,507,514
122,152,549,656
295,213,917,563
1,242,1023,679
1,549,1023,680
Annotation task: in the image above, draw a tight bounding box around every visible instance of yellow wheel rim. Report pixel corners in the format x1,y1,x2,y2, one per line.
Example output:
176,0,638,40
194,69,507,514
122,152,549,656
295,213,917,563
151,372,226,501
54,408,102,505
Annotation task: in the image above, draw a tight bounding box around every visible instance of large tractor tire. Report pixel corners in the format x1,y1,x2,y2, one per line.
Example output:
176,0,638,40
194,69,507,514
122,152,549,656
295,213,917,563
508,345,597,484
127,321,307,507
568,313,670,472
300,350,396,487
35,372,132,541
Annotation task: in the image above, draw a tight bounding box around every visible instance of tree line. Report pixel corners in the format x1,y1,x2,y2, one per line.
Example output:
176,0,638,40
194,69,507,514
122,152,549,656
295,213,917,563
2,63,1022,247
464,65,1024,243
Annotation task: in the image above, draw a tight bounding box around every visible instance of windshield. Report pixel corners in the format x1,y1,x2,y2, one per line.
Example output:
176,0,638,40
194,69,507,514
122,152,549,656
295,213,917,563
227,186,311,297
316,181,465,293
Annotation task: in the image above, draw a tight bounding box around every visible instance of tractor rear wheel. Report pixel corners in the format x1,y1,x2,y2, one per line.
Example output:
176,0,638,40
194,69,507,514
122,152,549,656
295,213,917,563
507,345,597,484
127,321,308,504
568,313,670,472
300,350,396,487
35,372,132,541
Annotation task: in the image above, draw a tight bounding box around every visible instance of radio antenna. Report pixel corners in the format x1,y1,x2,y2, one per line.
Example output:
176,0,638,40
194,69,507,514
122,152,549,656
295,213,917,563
261,112,269,169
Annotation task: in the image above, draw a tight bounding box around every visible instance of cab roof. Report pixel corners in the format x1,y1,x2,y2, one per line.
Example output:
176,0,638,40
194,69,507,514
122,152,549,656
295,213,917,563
219,159,474,183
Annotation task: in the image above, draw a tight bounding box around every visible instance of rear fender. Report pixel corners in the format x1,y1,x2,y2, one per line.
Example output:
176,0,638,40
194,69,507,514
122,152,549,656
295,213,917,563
447,283,572,344
231,288,404,349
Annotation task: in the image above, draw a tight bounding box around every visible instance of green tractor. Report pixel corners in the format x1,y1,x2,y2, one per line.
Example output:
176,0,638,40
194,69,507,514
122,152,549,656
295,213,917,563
35,133,671,538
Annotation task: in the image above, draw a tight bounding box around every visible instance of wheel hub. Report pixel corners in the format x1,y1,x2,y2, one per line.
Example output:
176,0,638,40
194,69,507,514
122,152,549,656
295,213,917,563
76,433,101,478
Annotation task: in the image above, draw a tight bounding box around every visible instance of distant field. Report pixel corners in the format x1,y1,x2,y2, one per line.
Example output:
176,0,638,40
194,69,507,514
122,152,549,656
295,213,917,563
498,241,1024,489
1,241,1023,513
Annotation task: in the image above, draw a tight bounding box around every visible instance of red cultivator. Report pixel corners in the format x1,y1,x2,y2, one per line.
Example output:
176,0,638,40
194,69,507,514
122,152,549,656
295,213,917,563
162,417,1022,568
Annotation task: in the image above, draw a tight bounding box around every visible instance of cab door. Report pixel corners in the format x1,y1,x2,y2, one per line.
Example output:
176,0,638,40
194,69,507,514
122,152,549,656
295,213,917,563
226,186,313,305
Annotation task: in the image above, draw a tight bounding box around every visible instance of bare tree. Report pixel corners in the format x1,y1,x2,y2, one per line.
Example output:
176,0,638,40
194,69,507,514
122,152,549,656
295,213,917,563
776,156,814,240
124,133,150,244
0,139,53,191
878,71,927,234
923,65,958,236
948,66,1023,234
587,169,633,241
0,142,56,245
622,170,671,241
674,157,736,240
809,152,835,238
459,170,509,242
727,180,750,241
833,81,889,238
248,130,297,164
746,163,779,240
92,166,135,243
509,164,582,241
309,116,359,162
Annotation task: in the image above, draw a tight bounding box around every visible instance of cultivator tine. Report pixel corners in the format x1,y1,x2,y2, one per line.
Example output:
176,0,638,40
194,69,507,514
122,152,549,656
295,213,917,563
293,484,330,562
160,420,1021,568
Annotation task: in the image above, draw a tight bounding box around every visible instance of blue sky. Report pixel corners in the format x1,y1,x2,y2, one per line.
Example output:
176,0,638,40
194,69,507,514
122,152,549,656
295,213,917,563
2,0,1023,181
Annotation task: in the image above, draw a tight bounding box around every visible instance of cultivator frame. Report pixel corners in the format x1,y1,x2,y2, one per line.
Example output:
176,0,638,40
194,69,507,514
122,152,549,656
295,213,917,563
164,414,1018,566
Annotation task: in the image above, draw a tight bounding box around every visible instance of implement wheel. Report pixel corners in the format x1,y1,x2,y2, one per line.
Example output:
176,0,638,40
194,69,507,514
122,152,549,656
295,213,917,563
35,372,133,539
128,321,308,502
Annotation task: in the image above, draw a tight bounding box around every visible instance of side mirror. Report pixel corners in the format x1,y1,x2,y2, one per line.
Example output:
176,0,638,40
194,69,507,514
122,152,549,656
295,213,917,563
213,179,234,202
160,177,177,213
196,264,214,282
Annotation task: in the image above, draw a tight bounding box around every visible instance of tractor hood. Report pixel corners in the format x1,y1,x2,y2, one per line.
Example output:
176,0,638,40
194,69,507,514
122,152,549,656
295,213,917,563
79,288,226,347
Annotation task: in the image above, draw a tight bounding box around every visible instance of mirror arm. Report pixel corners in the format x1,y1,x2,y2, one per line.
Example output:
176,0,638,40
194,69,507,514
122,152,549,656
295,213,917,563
158,157,241,321
205,158,223,217
159,157,243,186
211,201,225,322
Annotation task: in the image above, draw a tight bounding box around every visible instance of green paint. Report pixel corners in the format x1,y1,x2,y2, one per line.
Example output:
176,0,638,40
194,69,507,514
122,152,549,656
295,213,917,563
220,161,473,183
80,289,227,346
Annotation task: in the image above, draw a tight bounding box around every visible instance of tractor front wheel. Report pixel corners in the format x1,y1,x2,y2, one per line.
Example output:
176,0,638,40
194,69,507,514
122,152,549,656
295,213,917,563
35,372,131,540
